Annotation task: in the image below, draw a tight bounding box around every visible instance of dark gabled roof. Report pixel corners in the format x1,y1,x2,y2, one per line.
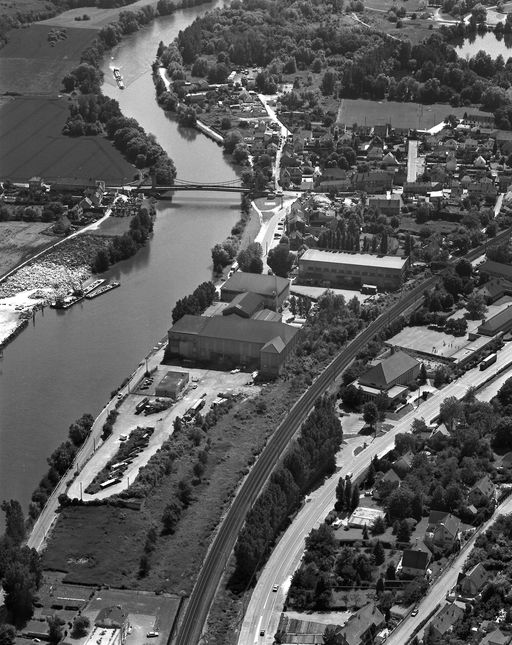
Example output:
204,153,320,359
359,351,419,390
431,603,465,636
480,628,512,645
478,305,512,335
471,475,495,499
464,562,489,590
221,272,289,298
170,314,298,346
340,603,385,645
479,260,512,282
222,291,263,318
402,548,430,570
381,469,401,484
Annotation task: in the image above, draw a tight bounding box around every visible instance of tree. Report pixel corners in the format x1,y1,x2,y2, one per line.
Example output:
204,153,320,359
492,417,512,452
92,249,110,273
439,397,463,431
0,625,15,645
372,516,386,536
455,259,472,278
386,562,396,580
323,626,344,645
267,244,294,278
47,615,64,645
335,477,345,512
341,385,363,410
162,500,183,534
3,563,35,627
418,363,427,385
350,484,360,512
1,500,26,546
373,540,385,565
397,519,411,543
363,402,379,433
71,616,90,639
466,293,487,320
178,479,193,507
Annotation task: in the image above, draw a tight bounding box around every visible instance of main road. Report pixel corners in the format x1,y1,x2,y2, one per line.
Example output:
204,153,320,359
238,341,512,644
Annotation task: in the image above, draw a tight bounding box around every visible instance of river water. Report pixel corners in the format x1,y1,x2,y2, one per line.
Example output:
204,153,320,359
0,0,239,518
455,32,512,59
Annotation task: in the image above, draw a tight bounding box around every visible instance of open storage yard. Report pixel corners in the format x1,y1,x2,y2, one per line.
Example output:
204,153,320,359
0,24,98,94
0,96,136,183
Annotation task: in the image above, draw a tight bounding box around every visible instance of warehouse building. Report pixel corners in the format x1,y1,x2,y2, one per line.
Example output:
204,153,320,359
356,350,421,404
221,273,290,310
298,249,409,291
155,370,189,399
478,305,512,336
167,314,299,376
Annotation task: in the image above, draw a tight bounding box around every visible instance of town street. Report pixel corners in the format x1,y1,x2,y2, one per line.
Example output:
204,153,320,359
238,342,512,644
386,492,512,645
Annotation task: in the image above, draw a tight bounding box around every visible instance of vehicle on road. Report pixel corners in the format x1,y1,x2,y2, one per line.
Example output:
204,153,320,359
272,584,279,592
147,632,159,638
260,630,265,637
479,352,497,370
411,608,418,617
231,368,241,374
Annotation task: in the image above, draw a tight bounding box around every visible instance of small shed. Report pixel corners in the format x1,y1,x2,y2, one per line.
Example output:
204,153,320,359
155,370,189,399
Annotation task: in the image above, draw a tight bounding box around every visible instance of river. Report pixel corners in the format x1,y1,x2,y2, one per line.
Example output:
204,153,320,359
0,0,240,521
455,31,512,59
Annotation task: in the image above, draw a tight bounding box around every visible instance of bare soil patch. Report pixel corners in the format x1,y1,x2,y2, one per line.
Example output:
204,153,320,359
0,96,136,183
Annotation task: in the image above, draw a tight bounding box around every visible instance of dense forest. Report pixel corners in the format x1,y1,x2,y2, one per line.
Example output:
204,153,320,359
154,0,512,126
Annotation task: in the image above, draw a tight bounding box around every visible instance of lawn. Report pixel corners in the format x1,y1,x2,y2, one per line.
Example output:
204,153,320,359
0,24,98,94
0,221,54,277
338,99,489,129
0,96,136,183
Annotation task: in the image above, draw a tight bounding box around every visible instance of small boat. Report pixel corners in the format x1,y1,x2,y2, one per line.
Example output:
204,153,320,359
50,294,84,309
85,281,120,299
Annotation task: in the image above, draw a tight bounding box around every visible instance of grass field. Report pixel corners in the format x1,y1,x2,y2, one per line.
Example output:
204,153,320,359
0,24,98,94
0,96,136,183
338,98,488,129
0,222,54,277
39,0,160,28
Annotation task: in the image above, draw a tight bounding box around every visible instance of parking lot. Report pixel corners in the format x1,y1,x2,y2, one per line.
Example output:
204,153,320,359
66,364,259,502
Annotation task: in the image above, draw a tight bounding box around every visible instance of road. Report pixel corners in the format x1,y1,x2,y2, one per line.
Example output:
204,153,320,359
386,492,512,645
27,336,167,551
238,342,512,644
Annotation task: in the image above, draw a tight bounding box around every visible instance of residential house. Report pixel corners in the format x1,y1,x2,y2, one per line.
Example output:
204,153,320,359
467,177,497,198
479,629,512,645
358,351,420,399
372,468,401,501
429,423,451,442
367,145,384,162
474,155,487,168
393,451,414,477
381,151,399,167
469,475,496,506
424,511,461,552
353,170,393,193
429,602,465,640
458,562,490,598
368,194,402,216
373,124,389,139
467,113,495,128
403,181,442,195
398,544,432,578
337,602,385,645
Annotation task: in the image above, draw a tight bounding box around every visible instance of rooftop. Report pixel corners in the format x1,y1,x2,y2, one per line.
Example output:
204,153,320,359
170,314,299,346
300,249,408,270
221,272,289,297
478,305,512,334
358,351,419,389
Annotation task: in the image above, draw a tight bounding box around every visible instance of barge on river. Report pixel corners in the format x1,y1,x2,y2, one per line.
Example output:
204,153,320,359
85,281,120,299
112,67,125,90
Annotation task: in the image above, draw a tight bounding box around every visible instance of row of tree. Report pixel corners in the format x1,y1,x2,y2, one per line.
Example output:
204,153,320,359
231,396,343,589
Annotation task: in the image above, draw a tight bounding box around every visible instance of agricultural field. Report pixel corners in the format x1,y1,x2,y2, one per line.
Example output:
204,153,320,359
0,96,136,183
0,221,54,277
338,98,489,130
0,24,98,94
39,0,160,28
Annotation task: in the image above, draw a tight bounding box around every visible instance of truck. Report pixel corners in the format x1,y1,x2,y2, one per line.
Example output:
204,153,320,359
135,397,149,414
361,284,378,295
184,395,206,421
479,353,497,370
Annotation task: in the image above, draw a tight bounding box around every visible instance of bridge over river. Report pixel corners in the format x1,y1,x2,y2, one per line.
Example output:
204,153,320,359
109,178,251,194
